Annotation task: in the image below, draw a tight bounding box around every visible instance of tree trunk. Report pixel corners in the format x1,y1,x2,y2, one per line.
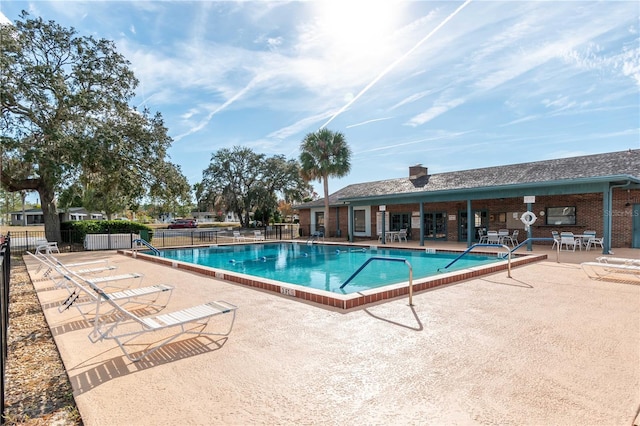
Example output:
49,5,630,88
323,174,330,236
39,186,61,242
20,191,26,226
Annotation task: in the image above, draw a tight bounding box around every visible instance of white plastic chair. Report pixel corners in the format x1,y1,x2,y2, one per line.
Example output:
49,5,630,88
580,230,595,250
35,239,60,254
586,234,604,251
486,231,500,244
503,230,519,247
560,232,578,251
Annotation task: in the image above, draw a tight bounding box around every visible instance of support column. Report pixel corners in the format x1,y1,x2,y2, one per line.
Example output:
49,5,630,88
348,205,354,243
467,199,473,247
526,202,533,251
381,210,386,245
419,202,425,247
603,187,612,254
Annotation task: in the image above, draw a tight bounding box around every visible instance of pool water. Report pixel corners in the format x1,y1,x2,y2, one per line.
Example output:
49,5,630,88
155,243,501,294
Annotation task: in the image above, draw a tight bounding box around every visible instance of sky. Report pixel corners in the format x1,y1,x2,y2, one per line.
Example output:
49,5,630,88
1,1,639,200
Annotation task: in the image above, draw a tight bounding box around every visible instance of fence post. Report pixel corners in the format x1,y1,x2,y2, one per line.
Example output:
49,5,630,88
0,237,10,424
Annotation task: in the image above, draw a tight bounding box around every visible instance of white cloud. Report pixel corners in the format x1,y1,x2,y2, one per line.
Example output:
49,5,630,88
406,97,465,127
346,117,394,129
389,91,433,111
267,111,334,140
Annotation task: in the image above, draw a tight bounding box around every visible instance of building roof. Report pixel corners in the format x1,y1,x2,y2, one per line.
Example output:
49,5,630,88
10,207,99,215
9,208,44,215
297,149,640,208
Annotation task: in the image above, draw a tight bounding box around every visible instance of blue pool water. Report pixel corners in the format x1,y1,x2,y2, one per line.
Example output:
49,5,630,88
155,243,501,294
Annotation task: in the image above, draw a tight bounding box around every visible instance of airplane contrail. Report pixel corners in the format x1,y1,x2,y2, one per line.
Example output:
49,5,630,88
320,0,473,129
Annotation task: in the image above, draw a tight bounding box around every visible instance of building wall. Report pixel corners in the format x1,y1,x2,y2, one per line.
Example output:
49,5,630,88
298,188,640,248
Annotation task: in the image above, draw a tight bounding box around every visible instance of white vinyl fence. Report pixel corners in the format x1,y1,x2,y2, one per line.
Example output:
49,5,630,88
84,233,140,250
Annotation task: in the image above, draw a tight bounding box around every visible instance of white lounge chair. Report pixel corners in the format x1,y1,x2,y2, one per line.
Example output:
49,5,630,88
232,231,245,242
88,282,238,362
253,230,265,241
596,257,640,266
26,252,173,321
58,270,174,321
27,251,117,286
38,253,117,282
581,261,640,283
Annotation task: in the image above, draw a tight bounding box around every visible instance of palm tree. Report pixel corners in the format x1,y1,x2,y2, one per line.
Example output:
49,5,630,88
299,128,351,237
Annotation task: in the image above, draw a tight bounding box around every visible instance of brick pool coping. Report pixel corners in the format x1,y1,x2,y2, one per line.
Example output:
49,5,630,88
120,242,547,310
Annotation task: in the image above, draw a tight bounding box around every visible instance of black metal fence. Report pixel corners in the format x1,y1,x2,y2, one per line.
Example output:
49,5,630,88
5,229,82,254
1,236,11,424
6,225,302,255
149,225,300,248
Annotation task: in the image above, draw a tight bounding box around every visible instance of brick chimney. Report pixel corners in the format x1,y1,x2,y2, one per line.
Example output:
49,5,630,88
409,165,428,180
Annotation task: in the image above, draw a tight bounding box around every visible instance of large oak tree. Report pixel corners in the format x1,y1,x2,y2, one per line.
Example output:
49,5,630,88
1,12,188,240
201,146,311,227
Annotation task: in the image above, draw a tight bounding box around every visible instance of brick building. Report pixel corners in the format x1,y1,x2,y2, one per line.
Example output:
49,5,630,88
295,149,640,252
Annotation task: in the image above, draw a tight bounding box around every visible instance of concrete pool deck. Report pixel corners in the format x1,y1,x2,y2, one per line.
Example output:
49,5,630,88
24,244,640,425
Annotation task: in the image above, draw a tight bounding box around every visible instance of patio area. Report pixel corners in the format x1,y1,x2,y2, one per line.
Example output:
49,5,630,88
23,243,640,425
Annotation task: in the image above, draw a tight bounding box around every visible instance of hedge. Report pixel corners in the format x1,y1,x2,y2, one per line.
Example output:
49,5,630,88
61,220,154,244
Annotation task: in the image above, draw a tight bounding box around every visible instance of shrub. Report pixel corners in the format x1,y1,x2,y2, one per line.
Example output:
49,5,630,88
61,220,154,243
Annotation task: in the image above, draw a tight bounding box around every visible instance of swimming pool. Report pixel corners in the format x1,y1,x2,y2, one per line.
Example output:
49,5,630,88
129,242,544,309
155,243,501,294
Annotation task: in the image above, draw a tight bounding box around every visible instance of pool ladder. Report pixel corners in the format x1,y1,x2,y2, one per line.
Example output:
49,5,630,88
340,256,414,306
306,231,324,245
133,238,160,256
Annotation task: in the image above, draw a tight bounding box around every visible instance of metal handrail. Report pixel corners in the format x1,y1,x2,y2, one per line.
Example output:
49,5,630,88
439,237,561,278
133,238,160,256
440,244,513,277
340,256,414,306
510,237,560,262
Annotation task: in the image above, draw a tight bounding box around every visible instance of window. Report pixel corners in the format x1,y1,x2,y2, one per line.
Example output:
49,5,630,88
391,213,410,231
315,211,324,230
546,206,576,225
354,210,366,232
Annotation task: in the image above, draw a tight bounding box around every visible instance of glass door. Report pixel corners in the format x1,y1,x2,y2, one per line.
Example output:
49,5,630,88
458,210,488,242
390,212,411,239
424,212,447,240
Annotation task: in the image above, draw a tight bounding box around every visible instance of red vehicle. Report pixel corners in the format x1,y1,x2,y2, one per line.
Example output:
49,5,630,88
168,219,197,229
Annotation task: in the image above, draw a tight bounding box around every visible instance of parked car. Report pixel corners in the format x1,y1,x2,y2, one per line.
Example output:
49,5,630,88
168,219,197,229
